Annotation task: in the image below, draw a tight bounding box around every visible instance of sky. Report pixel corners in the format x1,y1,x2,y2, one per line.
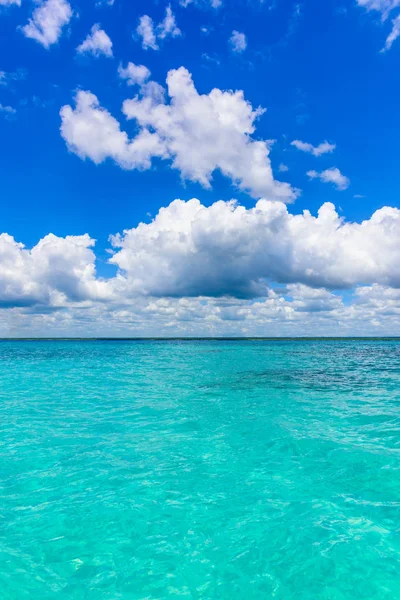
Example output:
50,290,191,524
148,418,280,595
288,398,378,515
1,0,400,337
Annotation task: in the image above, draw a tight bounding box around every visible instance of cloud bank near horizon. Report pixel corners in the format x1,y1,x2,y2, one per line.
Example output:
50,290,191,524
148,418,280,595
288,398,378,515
1,198,400,336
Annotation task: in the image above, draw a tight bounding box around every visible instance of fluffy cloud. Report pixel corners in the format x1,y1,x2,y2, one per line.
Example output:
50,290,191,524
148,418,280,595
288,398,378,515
60,90,166,170
291,139,336,156
0,232,109,308
77,24,113,57
381,14,400,50
61,66,296,201
109,198,400,297
0,0,21,6
307,167,350,190
21,0,72,48
136,6,181,50
3,200,400,336
229,30,247,53
118,62,151,86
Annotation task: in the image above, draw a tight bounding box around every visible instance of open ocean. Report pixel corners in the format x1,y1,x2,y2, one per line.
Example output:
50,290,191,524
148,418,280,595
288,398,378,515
1,339,400,599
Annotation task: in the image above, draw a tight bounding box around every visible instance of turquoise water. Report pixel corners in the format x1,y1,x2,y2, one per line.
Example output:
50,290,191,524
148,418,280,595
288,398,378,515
1,339,400,599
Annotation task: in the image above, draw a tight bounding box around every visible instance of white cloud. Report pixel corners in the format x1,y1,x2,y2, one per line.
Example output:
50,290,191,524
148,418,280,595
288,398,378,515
108,198,400,297
61,66,296,201
118,62,151,86
3,199,400,335
60,90,166,170
77,23,113,57
307,167,350,190
0,103,16,115
180,0,221,8
279,163,289,172
136,15,158,50
357,0,400,51
0,232,109,308
291,139,336,157
136,6,181,50
381,14,400,50
157,5,181,39
0,0,21,6
229,30,247,53
118,62,165,103
356,0,400,20
6,282,400,337
21,0,72,48
0,69,25,86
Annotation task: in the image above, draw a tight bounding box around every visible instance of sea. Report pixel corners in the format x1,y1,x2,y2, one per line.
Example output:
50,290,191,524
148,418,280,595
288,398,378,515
1,339,400,599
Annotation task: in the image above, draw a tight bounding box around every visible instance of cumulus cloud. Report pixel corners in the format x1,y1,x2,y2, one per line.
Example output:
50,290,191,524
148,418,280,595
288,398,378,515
60,90,166,170
229,30,247,53
117,62,165,103
381,14,400,50
307,167,350,190
136,6,181,50
0,232,109,308
0,0,21,6
291,139,336,157
109,198,400,297
21,0,72,48
118,62,151,86
77,23,113,57
3,200,400,335
61,66,296,201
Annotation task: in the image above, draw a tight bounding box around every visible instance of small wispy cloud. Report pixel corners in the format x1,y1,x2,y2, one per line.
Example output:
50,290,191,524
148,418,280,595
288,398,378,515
136,5,181,51
307,167,350,190
0,103,17,116
381,14,400,51
229,30,247,53
291,139,336,157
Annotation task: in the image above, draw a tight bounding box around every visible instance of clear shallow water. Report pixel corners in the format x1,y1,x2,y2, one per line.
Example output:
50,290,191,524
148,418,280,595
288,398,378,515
1,339,400,599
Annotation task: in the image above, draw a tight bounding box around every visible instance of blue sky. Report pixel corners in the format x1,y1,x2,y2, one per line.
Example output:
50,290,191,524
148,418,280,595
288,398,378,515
1,0,400,336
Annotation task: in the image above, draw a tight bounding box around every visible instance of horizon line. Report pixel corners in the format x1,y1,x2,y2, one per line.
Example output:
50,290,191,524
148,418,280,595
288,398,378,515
1,337,400,341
